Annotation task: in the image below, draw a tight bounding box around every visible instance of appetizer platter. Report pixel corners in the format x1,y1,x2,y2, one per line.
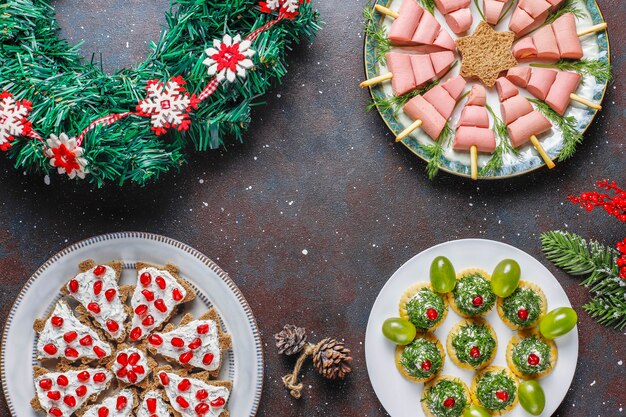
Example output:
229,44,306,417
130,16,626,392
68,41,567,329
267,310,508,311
1,232,263,417
365,239,578,416
362,0,610,179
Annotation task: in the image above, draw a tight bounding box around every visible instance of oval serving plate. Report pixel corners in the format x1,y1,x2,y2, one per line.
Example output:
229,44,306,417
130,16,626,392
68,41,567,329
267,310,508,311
364,0,610,179
365,239,578,416
1,232,263,417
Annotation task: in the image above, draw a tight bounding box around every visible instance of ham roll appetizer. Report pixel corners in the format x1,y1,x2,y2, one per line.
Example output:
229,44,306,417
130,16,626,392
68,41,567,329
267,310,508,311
435,0,473,34
512,13,583,60
509,0,566,37
484,0,508,25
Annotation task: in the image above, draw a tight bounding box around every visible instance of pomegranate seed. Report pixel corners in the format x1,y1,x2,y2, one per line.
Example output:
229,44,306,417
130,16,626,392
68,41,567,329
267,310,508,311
470,346,480,358
188,338,202,350
79,335,93,346
133,365,145,374
158,372,169,385
196,389,208,400
142,315,155,327
93,372,107,383
63,395,76,407
148,334,163,346
517,308,529,321
75,385,87,397
135,304,148,316
106,320,119,332
87,302,101,314
178,378,191,391
38,378,52,390
127,371,137,383
43,343,58,355
146,398,157,412
140,272,152,287
49,407,63,417
202,353,214,365
443,397,455,408
171,337,185,348
117,353,129,366
528,353,540,366
64,348,79,358
426,308,438,321
98,407,109,417
57,375,69,386
472,296,483,306
421,360,432,371
116,395,128,411
155,276,166,289
496,390,509,402
197,324,209,334
210,397,226,407
128,352,141,365
172,288,183,301
141,289,155,302
130,327,142,340
94,346,107,358
77,371,90,381
104,289,116,302
179,351,193,364
154,299,167,313
69,279,79,293
94,265,106,276
63,331,78,343
195,403,210,414
47,391,61,400
93,280,103,296
176,396,189,408
117,368,127,378
51,316,64,327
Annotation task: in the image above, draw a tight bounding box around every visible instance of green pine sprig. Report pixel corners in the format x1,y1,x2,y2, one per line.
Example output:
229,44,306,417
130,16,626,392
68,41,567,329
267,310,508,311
480,105,518,177
541,231,626,330
364,5,391,65
529,99,583,161
531,59,612,83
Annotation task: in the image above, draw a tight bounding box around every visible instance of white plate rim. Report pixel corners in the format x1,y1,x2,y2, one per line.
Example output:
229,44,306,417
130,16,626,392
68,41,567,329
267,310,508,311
365,238,579,417
0,231,264,416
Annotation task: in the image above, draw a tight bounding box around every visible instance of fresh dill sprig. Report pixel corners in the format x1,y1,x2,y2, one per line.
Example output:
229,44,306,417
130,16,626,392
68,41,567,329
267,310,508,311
496,0,516,25
364,5,391,64
367,79,440,113
480,105,518,176
419,0,436,14
545,0,585,24
529,99,583,161
531,59,612,82
473,0,486,22
424,123,453,180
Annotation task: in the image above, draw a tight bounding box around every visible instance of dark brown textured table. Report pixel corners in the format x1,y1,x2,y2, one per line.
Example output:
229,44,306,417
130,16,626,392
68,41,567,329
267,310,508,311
1,1,625,416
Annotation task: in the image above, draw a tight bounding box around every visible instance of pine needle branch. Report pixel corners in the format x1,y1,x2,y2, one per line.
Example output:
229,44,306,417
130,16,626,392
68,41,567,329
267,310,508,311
529,99,583,161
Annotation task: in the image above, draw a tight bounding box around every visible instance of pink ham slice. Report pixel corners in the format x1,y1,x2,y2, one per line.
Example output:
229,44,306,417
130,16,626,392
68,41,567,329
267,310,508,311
445,8,473,33
484,0,506,25
454,127,497,152
496,77,519,101
467,84,487,106
386,52,417,96
545,71,581,115
546,0,566,11
501,95,533,124
506,67,532,88
441,76,467,102
509,5,550,37
512,37,537,59
430,51,455,78
519,0,551,19
552,13,583,59
410,54,437,89
433,29,457,50
412,10,441,46
424,85,456,119
507,111,552,147
403,95,447,139
534,25,560,60
527,68,558,100
388,0,424,45
435,0,471,14
459,106,490,128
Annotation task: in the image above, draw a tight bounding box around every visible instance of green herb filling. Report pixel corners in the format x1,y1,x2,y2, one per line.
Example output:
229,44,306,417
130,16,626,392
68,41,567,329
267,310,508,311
501,287,542,327
452,273,496,316
512,336,552,375
406,288,446,330
451,323,496,367
476,370,517,411
423,379,467,417
400,338,443,379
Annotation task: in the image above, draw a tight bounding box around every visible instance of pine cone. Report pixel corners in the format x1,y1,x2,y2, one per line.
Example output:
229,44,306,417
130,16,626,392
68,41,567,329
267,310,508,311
275,324,308,356
312,338,353,380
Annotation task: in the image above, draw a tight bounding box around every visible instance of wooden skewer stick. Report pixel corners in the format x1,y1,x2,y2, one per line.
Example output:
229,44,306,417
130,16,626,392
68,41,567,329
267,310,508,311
470,145,478,180
374,4,400,19
577,22,607,37
570,93,602,110
529,135,556,169
396,120,423,142
359,72,393,88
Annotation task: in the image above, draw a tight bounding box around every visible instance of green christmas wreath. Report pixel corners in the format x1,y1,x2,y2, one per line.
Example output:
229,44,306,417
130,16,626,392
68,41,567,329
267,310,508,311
0,0,319,186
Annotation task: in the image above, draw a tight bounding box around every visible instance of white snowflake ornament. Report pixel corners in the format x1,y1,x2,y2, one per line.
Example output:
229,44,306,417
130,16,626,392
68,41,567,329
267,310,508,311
0,91,33,151
136,76,199,136
45,133,88,179
203,34,255,83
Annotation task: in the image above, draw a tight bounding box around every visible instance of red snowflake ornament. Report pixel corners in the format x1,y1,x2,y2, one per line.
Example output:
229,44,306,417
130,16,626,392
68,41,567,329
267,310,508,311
136,76,200,136
0,91,33,151
259,0,309,19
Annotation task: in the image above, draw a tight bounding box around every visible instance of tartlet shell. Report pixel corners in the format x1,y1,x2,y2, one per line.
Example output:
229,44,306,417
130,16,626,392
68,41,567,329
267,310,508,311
506,329,558,379
394,332,445,383
496,280,547,330
421,374,471,417
446,318,497,371
447,268,494,318
399,282,448,332
470,365,519,416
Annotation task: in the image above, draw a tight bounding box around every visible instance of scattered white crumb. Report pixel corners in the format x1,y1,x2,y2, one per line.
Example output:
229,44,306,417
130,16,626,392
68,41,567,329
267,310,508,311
302,249,308,255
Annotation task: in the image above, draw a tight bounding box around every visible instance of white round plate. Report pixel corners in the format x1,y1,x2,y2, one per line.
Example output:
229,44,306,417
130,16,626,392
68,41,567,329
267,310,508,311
365,239,578,417
1,232,263,417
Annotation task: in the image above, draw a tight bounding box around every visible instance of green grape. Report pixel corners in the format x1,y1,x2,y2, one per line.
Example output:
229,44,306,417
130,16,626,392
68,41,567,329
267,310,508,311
539,307,578,339
382,318,416,345
519,380,546,415
430,256,456,293
463,405,492,417
491,259,521,297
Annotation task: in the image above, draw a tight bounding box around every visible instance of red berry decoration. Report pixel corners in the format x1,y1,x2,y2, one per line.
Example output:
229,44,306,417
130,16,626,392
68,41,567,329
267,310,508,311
154,299,167,313
38,378,52,390
470,346,480,358
426,308,438,321
210,397,226,407
69,279,79,293
528,353,540,366
94,265,106,276
106,319,119,332
155,276,166,289
172,288,184,301
51,316,64,327
197,324,209,334
443,397,455,408
104,288,116,302
77,371,90,381
43,343,58,355
421,360,432,371
472,296,483,306
87,302,101,314
130,327,142,340
93,280,103,295
79,335,93,346
496,390,509,402
75,385,87,397
517,308,529,321
116,395,127,411
140,272,152,287
203,353,215,365
149,334,163,346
